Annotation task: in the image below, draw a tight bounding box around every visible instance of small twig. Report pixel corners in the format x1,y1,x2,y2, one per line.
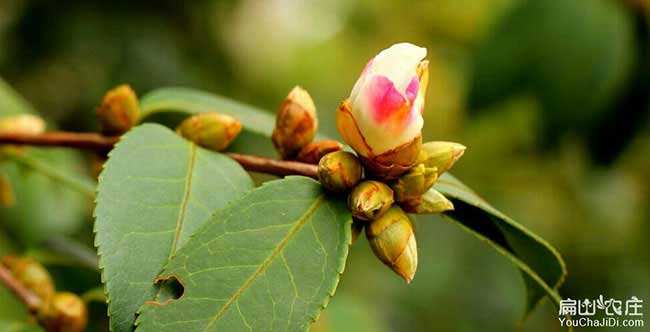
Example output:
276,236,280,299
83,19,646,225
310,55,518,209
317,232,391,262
0,264,41,313
0,132,319,179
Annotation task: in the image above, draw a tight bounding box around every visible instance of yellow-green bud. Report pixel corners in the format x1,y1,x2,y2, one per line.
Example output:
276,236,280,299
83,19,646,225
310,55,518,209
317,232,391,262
176,113,242,152
0,114,46,135
390,164,438,202
317,151,363,193
351,220,364,245
96,84,139,135
272,86,318,159
1,256,55,303
296,140,343,164
0,174,15,208
347,180,394,221
418,141,466,174
400,188,454,214
365,206,417,283
40,292,88,332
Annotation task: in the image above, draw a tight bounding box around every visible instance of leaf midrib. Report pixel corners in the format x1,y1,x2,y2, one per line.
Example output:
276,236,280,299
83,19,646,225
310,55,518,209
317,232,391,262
169,143,198,259
202,194,325,332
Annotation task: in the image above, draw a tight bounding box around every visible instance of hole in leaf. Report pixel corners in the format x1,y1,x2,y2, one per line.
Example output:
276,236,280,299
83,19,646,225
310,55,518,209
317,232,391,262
148,275,185,306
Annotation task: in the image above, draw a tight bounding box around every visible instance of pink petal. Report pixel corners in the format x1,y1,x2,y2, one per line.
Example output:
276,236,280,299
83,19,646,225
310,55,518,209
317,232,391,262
366,75,408,125
405,76,419,104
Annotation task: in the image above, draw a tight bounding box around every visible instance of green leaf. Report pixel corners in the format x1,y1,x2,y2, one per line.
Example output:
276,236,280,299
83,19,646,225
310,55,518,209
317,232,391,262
434,173,566,318
94,124,254,332
134,176,351,332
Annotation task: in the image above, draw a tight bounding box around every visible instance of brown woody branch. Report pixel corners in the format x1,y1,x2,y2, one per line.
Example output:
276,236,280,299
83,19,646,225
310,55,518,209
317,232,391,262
0,264,41,313
0,132,318,179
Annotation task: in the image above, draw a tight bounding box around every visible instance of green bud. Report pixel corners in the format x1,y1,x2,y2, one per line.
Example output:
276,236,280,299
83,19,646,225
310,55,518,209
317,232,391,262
365,206,417,283
96,85,139,135
296,140,343,164
272,86,318,159
390,164,438,202
176,113,242,152
351,219,364,245
0,114,46,135
347,180,394,221
418,141,466,174
40,292,88,332
400,188,454,214
1,256,55,303
317,151,363,193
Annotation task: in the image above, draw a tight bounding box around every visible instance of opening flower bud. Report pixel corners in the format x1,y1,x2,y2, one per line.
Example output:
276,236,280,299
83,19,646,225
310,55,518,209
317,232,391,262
366,206,417,283
400,188,454,214
176,113,242,152
40,292,88,332
0,114,46,135
317,151,363,193
1,256,55,303
337,43,429,180
96,84,139,135
296,140,343,164
418,141,466,174
347,180,394,221
272,86,318,159
390,164,438,202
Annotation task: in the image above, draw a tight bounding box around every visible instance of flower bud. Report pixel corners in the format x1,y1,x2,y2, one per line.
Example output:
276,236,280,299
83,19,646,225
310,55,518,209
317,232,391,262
296,140,343,164
351,220,364,245
1,256,54,303
317,151,362,193
0,174,15,208
337,43,429,180
0,114,46,135
400,188,454,214
96,84,139,135
365,206,417,283
40,292,88,332
418,141,466,174
176,113,242,152
390,164,438,202
272,86,318,159
347,180,394,221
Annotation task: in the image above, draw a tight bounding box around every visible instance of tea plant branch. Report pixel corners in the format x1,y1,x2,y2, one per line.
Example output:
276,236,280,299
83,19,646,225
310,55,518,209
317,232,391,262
0,263,41,313
0,132,319,179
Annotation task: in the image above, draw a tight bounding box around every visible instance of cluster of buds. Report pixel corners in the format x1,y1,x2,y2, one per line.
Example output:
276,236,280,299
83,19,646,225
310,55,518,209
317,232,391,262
2,256,87,332
289,43,465,283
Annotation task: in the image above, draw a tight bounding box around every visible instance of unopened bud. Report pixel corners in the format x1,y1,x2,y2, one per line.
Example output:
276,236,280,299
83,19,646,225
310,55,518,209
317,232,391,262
365,206,417,283
1,256,54,303
348,180,394,221
390,164,438,202
272,86,318,159
40,292,88,332
296,140,343,164
400,188,453,214
0,174,15,207
317,151,363,193
418,141,465,174
96,84,139,135
176,113,242,151
0,114,46,135
351,220,364,245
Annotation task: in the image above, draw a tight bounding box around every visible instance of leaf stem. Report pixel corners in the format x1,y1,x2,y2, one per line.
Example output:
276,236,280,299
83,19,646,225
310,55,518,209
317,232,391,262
0,132,319,180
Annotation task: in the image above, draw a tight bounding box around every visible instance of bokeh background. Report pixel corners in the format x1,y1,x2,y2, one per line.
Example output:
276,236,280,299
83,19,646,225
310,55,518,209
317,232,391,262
1,0,649,331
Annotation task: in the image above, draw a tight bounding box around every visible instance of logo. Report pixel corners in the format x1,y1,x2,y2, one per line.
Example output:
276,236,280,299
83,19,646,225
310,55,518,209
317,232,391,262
558,295,644,328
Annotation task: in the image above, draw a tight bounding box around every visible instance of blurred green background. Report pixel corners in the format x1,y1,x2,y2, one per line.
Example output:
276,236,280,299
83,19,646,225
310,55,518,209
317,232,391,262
0,0,649,331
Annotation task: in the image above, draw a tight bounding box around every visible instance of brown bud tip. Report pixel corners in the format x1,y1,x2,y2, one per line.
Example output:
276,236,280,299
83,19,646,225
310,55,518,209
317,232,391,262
96,84,139,135
0,174,16,208
400,188,454,214
176,113,242,151
348,180,394,221
272,86,318,159
2,256,55,303
365,206,418,283
0,114,46,135
351,219,364,245
317,151,363,193
296,140,343,164
418,141,466,174
40,292,88,332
